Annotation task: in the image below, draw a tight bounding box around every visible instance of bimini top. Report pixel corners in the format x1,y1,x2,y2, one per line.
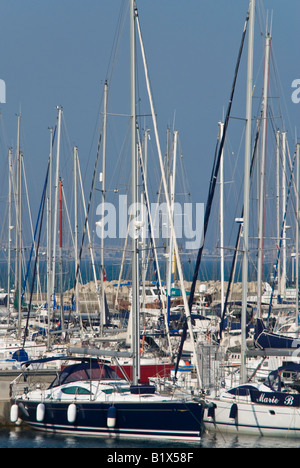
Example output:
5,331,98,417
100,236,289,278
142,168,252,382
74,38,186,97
20,356,121,389
49,361,121,389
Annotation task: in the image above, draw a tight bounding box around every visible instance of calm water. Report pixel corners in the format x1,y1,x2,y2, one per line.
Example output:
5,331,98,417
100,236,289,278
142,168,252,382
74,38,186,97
0,257,295,293
0,427,299,449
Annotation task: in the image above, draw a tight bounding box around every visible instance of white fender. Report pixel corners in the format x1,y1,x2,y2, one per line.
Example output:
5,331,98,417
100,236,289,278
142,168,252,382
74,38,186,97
36,403,46,422
10,404,19,423
107,406,117,428
67,403,77,424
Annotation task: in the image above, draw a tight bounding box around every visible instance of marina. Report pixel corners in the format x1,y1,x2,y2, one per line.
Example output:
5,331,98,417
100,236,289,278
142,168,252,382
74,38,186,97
0,0,298,450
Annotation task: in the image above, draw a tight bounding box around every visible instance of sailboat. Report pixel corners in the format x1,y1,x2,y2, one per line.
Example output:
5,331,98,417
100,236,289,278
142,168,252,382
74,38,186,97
204,361,300,437
203,0,300,438
10,0,203,442
10,351,203,441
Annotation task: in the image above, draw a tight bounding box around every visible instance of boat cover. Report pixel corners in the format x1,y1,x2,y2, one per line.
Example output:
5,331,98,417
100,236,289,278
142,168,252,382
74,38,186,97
49,361,121,389
254,318,300,349
265,363,300,392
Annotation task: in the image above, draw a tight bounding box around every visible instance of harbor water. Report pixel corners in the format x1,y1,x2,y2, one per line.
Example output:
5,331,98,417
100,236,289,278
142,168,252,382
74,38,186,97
1,427,299,448
0,257,294,293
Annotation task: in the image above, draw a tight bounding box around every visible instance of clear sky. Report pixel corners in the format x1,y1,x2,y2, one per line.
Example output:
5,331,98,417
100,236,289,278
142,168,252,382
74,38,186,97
0,0,299,253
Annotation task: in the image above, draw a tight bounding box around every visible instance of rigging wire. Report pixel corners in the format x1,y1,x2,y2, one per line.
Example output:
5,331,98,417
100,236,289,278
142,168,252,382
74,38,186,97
23,157,50,348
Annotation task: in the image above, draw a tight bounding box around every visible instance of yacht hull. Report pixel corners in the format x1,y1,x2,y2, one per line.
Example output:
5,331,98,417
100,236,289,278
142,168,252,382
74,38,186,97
16,399,203,441
204,397,300,438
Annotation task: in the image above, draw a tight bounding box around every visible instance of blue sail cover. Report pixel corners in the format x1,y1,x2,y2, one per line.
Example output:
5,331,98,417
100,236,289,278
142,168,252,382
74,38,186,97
254,319,300,349
256,331,300,349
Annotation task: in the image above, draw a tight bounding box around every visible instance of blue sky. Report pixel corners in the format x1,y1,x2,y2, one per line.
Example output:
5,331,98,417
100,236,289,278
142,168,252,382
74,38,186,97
0,0,299,251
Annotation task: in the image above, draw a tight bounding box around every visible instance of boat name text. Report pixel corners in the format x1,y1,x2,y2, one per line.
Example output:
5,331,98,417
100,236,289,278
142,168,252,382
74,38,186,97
255,393,295,406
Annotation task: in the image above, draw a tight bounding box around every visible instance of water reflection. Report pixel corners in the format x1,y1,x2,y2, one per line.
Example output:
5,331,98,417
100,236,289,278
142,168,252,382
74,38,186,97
1,427,300,448
200,431,300,448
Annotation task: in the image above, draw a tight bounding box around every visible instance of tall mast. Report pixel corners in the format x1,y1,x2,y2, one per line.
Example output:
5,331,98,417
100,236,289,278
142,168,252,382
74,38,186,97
100,80,108,332
296,143,300,332
141,129,149,312
74,146,80,323
52,106,62,312
167,131,178,322
59,178,64,332
7,148,13,319
46,196,51,348
281,131,287,300
17,115,22,339
135,6,202,386
47,128,53,348
130,0,140,385
219,121,225,313
257,30,271,317
241,0,255,384
276,130,281,297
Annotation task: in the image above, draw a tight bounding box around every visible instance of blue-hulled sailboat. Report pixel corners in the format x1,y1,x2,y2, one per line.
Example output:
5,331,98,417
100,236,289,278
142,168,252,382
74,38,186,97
10,354,203,441
9,0,203,442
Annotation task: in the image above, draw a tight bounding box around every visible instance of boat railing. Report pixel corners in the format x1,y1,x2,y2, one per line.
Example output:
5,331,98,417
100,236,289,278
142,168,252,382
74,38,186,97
9,369,54,400
197,342,226,395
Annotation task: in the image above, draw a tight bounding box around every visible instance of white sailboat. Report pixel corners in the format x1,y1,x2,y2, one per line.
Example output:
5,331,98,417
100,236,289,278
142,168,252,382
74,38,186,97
203,0,300,438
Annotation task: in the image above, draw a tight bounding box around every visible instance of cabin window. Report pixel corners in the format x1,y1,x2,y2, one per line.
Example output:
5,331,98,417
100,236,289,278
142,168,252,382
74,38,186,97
227,385,256,396
102,386,130,394
62,386,92,395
